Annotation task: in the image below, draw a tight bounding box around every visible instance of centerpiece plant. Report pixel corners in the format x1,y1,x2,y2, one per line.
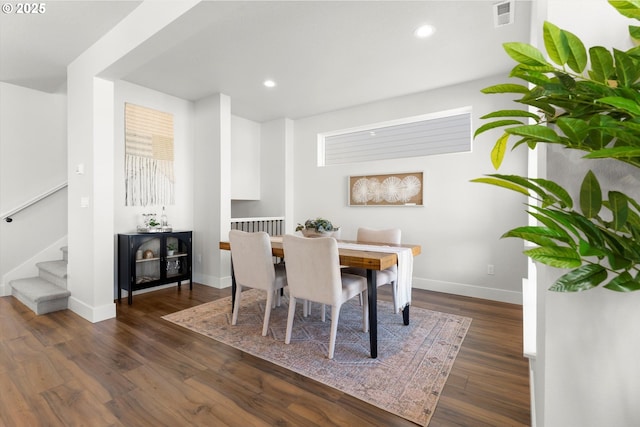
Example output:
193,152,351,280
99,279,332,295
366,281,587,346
473,0,640,292
296,218,340,237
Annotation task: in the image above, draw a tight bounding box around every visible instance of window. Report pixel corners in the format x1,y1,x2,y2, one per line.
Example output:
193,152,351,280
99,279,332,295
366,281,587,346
318,107,472,166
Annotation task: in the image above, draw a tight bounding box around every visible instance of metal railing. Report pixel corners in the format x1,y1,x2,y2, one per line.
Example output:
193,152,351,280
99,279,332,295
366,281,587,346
230,216,285,235
1,181,68,223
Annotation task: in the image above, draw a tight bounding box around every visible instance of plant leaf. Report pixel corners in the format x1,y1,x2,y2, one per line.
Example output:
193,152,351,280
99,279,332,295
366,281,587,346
525,246,582,268
470,177,530,196
506,125,562,143
604,272,640,292
491,133,510,169
578,239,607,258
543,21,569,65
474,120,523,138
609,191,629,230
614,48,640,87
610,1,640,19
528,210,573,241
480,110,541,120
564,29,588,73
556,118,589,144
530,178,574,209
584,146,640,159
589,46,615,83
597,96,640,115
503,226,572,245
481,84,531,94
549,264,607,292
503,42,550,67
630,25,640,41
580,170,602,218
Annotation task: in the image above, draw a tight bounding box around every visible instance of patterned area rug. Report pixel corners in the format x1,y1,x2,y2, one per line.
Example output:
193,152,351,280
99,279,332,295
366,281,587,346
163,289,471,426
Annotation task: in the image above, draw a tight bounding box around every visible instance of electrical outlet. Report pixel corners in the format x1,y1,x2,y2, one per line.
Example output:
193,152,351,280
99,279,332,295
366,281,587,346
197,254,202,263
487,264,495,275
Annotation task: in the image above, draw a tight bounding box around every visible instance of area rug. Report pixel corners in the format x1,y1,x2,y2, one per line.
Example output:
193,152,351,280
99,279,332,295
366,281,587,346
163,289,471,426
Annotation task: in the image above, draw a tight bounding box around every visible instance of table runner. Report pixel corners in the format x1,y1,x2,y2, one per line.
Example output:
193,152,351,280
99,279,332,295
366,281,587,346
337,242,414,313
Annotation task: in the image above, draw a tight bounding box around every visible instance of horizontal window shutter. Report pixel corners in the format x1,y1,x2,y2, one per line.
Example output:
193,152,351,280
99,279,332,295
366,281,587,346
320,109,471,166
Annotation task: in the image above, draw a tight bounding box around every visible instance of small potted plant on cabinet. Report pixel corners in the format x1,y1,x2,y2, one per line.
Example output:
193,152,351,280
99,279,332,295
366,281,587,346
167,243,178,256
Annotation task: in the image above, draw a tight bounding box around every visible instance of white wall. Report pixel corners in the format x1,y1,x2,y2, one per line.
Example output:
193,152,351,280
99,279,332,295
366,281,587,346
533,1,640,426
292,75,529,302
113,80,195,234
112,80,195,296
230,115,260,201
66,1,201,322
231,117,291,219
0,83,67,295
193,93,231,288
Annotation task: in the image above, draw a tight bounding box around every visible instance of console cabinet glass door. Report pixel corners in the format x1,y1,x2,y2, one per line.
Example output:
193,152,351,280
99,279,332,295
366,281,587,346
118,231,192,305
136,236,161,285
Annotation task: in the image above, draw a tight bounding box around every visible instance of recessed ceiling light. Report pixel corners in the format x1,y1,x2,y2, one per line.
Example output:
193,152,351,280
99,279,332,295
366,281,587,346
263,79,276,88
414,24,435,39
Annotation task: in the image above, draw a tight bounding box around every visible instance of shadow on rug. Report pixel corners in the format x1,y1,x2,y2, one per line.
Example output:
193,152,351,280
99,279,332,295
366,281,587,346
163,289,471,426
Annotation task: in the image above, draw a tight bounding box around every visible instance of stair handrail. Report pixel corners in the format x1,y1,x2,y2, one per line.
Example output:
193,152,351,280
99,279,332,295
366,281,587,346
1,181,68,222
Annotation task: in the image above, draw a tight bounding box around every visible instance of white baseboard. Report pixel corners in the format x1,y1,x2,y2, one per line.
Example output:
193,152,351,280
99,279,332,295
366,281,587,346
412,277,522,305
192,274,522,303
68,296,116,323
193,273,231,289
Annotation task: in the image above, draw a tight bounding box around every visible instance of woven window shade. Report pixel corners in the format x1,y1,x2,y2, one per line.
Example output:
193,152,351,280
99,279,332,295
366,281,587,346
320,109,471,166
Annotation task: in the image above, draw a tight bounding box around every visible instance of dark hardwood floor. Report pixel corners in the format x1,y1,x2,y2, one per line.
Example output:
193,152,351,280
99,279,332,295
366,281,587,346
0,284,530,426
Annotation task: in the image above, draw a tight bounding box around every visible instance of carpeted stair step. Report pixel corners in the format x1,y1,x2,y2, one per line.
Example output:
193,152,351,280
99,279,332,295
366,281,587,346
37,260,67,288
61,246,68,262
10,277,70,315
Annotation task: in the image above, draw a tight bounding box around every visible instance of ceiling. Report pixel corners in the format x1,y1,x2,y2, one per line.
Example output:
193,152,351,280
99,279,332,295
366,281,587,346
0,1,532,122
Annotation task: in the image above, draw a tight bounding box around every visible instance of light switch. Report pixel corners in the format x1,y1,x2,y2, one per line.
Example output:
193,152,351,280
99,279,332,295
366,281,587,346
80,197,89,208
75,163,85,175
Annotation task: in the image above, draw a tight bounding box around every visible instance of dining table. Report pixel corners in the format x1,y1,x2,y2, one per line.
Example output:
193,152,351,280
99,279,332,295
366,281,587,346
219,236,421,358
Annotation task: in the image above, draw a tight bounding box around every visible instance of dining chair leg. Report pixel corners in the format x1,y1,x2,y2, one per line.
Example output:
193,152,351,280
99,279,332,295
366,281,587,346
275,289,281,307
362,290,369,333
303,300,309,317
391,281,397,313
231,285,243,325
285,296,297,344
328,305,340,359
262,290,274,336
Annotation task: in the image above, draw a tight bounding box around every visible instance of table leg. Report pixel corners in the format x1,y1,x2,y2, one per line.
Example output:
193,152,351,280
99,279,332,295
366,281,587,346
403,305,410,325
366,269,377,358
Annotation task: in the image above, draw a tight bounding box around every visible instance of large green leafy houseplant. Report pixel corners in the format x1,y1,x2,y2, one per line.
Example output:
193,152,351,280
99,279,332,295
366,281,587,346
474,1,640,292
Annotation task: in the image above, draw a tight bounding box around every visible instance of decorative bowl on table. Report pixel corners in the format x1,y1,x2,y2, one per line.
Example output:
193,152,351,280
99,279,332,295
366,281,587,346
296,218,340,238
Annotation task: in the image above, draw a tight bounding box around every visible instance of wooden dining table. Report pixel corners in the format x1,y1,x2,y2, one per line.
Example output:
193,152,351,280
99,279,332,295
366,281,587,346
219,236,421,358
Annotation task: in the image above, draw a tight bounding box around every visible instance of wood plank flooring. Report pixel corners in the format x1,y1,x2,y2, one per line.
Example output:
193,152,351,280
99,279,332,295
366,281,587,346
0,284,530,426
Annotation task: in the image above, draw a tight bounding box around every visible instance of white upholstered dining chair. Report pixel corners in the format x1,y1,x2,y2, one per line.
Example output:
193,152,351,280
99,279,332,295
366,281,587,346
282,234,368,359
343,227,401,310
229,230,287,336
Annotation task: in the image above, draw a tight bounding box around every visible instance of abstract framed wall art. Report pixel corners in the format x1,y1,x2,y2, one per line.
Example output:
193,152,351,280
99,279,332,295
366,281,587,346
348,172,423,206
124,103,175,206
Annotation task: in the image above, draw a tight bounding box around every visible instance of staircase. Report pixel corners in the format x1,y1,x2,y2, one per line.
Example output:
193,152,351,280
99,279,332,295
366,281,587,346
10,246,70,315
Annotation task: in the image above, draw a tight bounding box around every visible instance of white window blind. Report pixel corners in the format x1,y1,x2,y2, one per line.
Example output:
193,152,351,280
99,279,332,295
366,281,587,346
318,108,472,166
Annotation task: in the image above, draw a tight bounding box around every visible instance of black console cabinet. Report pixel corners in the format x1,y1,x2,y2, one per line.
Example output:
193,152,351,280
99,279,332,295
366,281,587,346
117,231,192,304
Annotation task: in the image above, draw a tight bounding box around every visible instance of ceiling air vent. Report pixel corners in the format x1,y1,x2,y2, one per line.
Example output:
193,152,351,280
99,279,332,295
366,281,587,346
494,0,514,27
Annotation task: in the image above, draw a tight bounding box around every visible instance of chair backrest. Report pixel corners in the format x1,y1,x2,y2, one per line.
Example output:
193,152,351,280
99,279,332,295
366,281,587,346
356,227,401,245
282,234,342,306
229,230,275,290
